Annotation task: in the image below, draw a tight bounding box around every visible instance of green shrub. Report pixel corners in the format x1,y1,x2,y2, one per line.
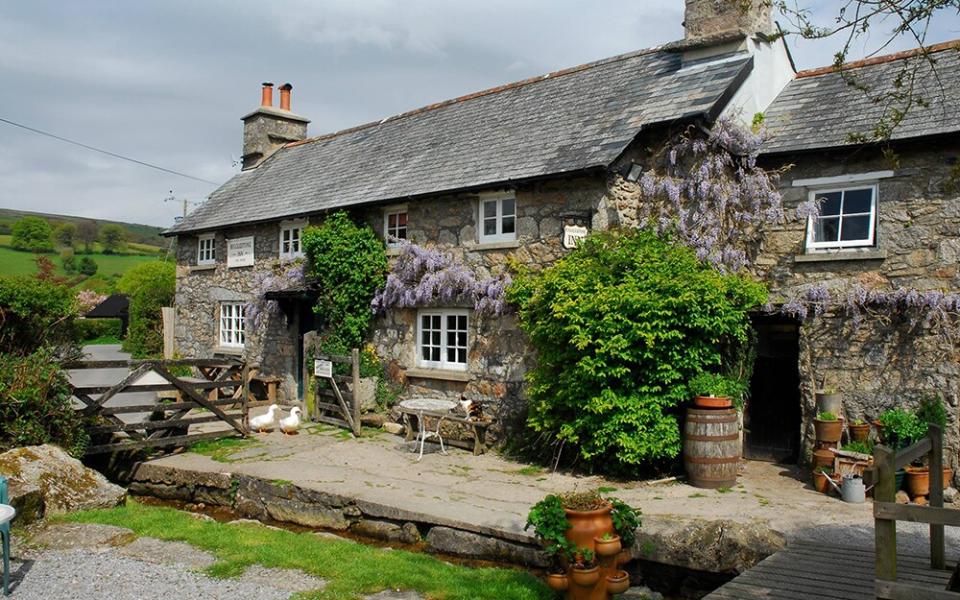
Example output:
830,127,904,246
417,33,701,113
75,318,122,342
0,349,89,456
10,216,53,252
118,261,174,358
0,276,78,355
842,440,874,455
878,408,925,450
301,211,387,349
61,249,77,274
78,256,99,276
508,229,766,474
915,395,948,432
816,411,838,421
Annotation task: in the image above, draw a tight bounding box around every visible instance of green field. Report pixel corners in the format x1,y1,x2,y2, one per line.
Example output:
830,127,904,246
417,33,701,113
0,245,164,279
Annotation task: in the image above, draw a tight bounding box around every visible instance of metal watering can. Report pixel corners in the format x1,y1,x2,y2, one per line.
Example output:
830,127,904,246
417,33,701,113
826,474,873,503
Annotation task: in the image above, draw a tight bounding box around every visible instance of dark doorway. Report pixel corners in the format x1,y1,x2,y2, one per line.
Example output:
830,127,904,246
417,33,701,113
744,315,802,463
295,301,320,399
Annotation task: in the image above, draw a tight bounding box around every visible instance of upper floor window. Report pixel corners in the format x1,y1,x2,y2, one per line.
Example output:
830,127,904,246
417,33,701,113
219,302,246,348
805,186,877,250
417,309,468,371
384,206,408,246
479,193,516,244
279,221,305,259
197,234,216,265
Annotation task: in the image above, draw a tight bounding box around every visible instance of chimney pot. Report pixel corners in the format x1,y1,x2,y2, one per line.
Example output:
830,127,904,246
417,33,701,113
279,83,293,111
261,82,274,107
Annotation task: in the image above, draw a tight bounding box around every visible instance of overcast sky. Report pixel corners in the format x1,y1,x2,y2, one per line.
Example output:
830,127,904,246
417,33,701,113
1,1,958,228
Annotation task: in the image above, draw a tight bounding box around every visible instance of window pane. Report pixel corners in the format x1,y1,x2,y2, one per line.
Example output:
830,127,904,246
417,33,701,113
388,214,397,228
840,215,871,241
457,315,467,330
446,315,457,330
396,226,407,240
447,330,456,346
817,192,842,216
483,200,497,219
457,331,467,346
457,348,466,363
843,189,873,214
501,198,515,217
447,347,456,362
501,216,515,234
484,219,497,236
814,217,840,243
432,331,440,346
432,315,441,329
431,347,441,361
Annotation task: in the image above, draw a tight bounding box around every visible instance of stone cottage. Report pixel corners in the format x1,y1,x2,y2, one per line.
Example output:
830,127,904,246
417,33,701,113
166,1,960,468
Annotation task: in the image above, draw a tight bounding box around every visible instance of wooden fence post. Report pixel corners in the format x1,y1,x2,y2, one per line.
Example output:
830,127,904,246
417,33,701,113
929,424,945,570
351,348,361,437
875,444,897,585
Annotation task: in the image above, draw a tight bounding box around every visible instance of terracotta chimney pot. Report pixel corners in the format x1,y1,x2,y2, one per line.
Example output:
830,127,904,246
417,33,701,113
279,83,293,111
260,82,274,107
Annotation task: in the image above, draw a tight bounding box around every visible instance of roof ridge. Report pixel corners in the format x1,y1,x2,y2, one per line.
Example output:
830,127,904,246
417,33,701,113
284,44,665,149
796,38,960,79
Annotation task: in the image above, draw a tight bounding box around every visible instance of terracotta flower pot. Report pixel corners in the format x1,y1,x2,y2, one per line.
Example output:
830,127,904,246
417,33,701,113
848,423,871,442
545,573,569,591
606,570,631,594
905,466,930,498
944,468,954,489
872,420,886,444
593,534,621,557
694,395,732,409
570,566,600,587
563,503,614,551
616,549,632,567
813,470,839,494
812,448,834,470
814,418,842,444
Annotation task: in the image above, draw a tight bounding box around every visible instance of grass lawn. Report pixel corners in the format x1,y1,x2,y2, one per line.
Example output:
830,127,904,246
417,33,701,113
83,335,123,345
66,501,551,600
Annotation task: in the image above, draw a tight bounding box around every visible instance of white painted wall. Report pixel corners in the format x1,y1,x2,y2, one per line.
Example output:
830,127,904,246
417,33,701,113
719,36,795,126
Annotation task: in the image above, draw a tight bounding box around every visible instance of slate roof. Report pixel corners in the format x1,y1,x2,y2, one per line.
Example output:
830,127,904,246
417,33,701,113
169,49,752,234
763,41,960,154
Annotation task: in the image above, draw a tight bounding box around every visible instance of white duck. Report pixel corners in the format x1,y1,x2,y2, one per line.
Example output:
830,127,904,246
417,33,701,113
249,404,279,433
279,407,302,435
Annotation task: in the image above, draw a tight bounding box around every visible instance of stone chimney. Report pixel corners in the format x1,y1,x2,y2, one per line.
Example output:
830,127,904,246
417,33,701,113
241,82,310,170
683,0,774,43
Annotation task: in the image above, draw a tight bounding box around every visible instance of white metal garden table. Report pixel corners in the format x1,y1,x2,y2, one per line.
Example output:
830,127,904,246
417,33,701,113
398,398,457,461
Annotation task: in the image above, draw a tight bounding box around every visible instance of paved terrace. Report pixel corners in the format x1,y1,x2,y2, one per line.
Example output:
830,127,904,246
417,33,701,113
134,419,960,574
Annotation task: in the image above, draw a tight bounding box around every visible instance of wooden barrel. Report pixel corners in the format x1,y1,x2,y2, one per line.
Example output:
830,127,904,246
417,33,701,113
683,408,740,489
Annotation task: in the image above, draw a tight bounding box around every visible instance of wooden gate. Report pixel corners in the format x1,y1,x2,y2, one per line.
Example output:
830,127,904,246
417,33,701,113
303,333,361,436
66,357,253,455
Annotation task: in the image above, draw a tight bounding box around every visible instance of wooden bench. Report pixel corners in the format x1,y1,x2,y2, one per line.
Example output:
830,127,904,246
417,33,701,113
398,407,495,455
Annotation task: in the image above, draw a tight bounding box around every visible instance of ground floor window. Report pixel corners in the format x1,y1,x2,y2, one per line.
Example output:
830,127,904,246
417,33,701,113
219,302,246,348
417,309,468,370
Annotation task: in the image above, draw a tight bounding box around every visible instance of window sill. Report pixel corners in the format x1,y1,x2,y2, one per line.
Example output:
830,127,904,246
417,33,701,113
191,264,217,272
405,368,471,382
386,246,404,256
466,240,520,251
794,249,886,263
214,346,244,356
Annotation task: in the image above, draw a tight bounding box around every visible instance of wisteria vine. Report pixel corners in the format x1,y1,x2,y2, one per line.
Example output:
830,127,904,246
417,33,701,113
372,242,511,316
770,283,960,339
245,261,306,329
635,118,788,272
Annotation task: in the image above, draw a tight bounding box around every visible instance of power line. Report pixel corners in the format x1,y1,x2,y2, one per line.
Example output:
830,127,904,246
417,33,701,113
0,116,220,185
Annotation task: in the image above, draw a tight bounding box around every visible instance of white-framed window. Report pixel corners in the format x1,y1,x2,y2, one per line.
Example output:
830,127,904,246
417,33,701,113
197,234,216,265
219,302,246,348
478,192,517,243
805,185,878,250
279,221,305,258
417,309,469,371
383,206,408,246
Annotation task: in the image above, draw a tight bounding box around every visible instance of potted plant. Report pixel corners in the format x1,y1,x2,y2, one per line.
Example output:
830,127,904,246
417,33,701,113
689,372,746,410
569,548,599,587
815,388,843,416
812,447,834,470
814,411,842,444
594,532,621,557
606,569,631,594
848,418,870,442
609,497,641,566
902,396,949,498
545,570,570,592
813,466,838,494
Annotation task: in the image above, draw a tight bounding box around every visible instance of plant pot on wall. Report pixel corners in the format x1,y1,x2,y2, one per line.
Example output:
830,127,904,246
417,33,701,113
606,570,630,594
694,395,732,409
848,422,870,442
593,534,621,557
814,418,842,444
815,392,843,416
905,466,930,498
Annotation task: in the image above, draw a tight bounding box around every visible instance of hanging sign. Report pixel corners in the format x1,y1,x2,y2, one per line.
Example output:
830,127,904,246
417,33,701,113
562,225,588,249
227,237,255,268
314,359,333,378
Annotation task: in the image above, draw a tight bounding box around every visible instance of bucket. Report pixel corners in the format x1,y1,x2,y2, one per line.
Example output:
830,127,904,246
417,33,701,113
684,408,740,489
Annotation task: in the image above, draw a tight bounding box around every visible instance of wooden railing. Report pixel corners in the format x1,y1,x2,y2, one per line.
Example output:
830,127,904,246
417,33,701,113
873,424,959,599
301,331,361,436
66,357,253,454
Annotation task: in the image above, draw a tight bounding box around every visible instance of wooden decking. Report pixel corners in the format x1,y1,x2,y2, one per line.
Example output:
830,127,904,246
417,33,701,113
705,542,955,600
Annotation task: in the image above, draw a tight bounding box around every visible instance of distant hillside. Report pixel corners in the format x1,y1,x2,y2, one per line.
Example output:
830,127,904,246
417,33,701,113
0,208,169,248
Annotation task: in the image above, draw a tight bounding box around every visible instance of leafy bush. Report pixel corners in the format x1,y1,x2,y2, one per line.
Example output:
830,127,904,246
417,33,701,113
0,276,78,355
688,372,747,407
78,256,99,276
99,223,127,254
508,228,766,473
915,395,948,432
118,261,174,357
878,408,925,451
302,212,387,349
0,349,89,456
842,440,874,455
61,249,77,274
10,216,53,252
75,318,122,342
